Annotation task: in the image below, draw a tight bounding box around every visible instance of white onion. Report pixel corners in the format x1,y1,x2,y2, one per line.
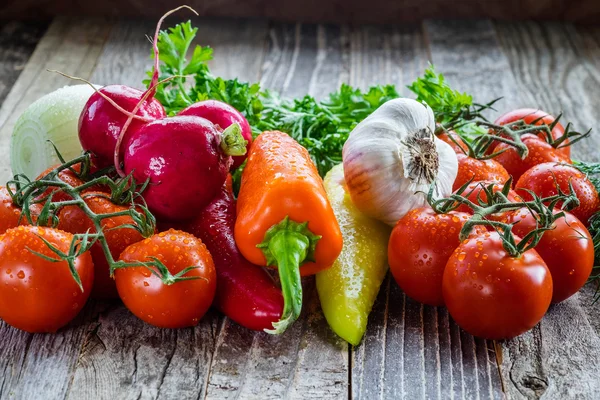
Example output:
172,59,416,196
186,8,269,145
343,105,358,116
10,84,98,178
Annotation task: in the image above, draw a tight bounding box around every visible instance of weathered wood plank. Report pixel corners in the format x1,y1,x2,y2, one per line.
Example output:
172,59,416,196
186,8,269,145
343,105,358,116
349,23,502,400
205,23,349,400
496,21,600,149
62,18,269,400
89,17,269,89
0,18,113,400
427,19,600,399
0,21,49,108
0,17,112,183
492,20,600,399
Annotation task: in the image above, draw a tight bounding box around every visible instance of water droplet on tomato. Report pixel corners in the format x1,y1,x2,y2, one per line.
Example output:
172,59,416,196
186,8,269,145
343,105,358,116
17,271,25,279
569,269,575,275
143,281,149,287
5,269,11,275
457,252,466,261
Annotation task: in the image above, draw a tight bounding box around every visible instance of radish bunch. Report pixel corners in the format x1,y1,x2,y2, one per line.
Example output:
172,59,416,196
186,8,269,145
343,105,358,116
75,7,252,221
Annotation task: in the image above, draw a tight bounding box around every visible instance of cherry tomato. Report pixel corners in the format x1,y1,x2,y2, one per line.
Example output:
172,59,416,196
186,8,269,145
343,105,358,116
515,162,600,225
454,180,521,222
116,229,216,328
505,209,593,303
35,165,85,203
57,192,144,299
453,154,510,191
443,231,552,340
388,208,486,306
0,226,94,332
492,134,571,183
437,130,468,154
0,187,23,234
35,164,109,203
493,108,569,158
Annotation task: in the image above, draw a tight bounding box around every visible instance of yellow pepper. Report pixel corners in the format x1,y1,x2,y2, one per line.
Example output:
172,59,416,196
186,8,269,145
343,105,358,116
316,164,391,345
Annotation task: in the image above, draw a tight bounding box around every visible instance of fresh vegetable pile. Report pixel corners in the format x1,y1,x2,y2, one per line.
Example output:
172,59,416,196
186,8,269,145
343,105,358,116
3,8,600,345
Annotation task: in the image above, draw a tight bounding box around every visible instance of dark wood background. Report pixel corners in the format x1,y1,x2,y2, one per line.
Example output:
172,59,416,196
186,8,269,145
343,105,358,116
1,0,600,24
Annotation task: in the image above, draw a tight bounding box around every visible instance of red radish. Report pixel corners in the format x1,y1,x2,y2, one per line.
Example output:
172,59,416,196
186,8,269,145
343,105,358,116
179,100,253,169
78,6,197,169
123,115,247,221
78,85,166,168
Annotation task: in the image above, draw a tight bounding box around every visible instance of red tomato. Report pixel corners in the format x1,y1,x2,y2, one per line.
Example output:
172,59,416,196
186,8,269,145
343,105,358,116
505,209,593,303
515,162,600,225
57,192,144,299
388,208,486,306
0,187,23,234
35,165,85,203
0,226,94,332
35,164,109,203
116,229,216,328
493,108,569,158
454,180,521,221
492,134,571,183
443,231,552,340
437,130,468,154
453,154,510,191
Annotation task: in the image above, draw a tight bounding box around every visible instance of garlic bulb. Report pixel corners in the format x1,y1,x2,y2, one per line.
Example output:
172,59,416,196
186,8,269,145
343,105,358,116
342,98,458,226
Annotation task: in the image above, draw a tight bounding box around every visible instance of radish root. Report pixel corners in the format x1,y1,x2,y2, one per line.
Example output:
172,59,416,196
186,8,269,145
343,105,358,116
113,75,181,177
148,5,199,96
47,70,152,123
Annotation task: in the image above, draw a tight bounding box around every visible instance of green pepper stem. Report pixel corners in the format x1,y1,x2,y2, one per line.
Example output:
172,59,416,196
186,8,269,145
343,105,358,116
263,230,307,334
257,216,321,335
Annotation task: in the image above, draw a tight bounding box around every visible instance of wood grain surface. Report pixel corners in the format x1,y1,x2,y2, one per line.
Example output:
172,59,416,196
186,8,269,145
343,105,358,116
0,21,48,107
1,16,600,400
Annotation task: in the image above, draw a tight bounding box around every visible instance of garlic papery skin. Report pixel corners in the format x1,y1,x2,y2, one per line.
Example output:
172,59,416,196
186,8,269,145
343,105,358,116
342,98,458,226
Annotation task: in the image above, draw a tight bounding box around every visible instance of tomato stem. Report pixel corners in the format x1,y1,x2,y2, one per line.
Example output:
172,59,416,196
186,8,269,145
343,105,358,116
5,153,197,286
431,180,580,257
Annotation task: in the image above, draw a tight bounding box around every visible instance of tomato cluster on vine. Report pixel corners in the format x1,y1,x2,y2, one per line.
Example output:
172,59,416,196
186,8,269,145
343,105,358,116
390,108,599,340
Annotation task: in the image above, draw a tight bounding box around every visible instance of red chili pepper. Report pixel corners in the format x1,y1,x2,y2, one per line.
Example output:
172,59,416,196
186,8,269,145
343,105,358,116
168,177,284,331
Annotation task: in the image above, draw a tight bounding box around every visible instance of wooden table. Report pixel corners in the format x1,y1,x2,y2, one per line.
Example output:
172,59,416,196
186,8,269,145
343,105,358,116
1,17,600,400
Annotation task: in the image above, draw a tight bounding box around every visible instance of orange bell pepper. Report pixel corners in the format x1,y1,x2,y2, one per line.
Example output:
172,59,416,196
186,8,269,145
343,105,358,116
235,131,343,334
